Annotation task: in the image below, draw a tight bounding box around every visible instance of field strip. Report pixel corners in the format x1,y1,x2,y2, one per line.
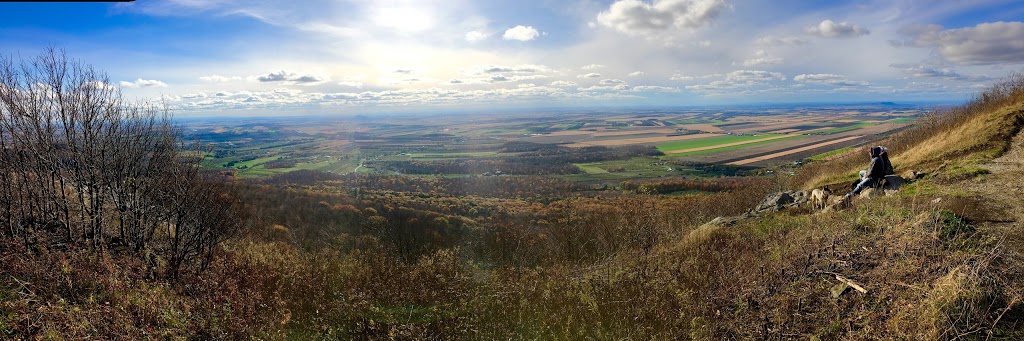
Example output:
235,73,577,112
766,128,801,134
565,133,720,147
593,128,677,137
663,135,792,154
726,135,863,166
799,126,836,134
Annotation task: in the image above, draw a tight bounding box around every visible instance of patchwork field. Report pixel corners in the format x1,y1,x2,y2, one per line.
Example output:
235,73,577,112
184,103,927,183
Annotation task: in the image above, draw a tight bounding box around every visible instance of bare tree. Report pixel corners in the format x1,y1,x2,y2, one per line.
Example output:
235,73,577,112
0,48,236,277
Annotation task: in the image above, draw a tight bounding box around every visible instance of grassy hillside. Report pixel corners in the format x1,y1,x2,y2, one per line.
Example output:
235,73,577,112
798,73,1024,189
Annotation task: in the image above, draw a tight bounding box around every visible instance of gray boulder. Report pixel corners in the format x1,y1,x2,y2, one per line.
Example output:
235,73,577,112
755,191,795,212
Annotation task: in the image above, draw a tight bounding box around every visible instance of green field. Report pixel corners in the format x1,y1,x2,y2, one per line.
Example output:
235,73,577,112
566,157,700,183
887,117,917,124
656,134,785,154
809,146,854,161
670,135,805,157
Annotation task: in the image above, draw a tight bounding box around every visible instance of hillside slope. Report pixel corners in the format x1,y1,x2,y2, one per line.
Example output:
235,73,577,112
699,75,1024,338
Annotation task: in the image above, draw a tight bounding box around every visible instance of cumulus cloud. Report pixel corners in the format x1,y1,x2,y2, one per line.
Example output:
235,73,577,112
577,73,602,78
119,78,168,88
741,50,783,66
600,79,627,85
550,80,578,87
793,73,868,87
502,25,540,41
889,63,992,81
581,64,605,70
257,71,290,82
628,71,646,77
257,70,326,84
465,30,488,42
394,69,415,74
805,20,869,38
596,0,731,37
895,22,1024,65
670,74,694,80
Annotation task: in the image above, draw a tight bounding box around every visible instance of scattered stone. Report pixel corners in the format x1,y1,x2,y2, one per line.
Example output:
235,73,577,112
755,191,795,212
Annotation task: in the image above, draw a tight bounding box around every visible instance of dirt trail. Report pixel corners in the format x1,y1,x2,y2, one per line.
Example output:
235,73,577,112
965,127,1024,253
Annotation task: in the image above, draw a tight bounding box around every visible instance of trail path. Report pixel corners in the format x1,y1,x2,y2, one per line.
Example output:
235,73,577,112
965,126,1024,257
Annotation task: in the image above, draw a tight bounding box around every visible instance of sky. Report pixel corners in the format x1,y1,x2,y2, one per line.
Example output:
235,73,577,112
1,0,1023,116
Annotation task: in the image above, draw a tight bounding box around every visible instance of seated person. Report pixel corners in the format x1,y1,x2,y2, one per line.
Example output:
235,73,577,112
845,146,891,199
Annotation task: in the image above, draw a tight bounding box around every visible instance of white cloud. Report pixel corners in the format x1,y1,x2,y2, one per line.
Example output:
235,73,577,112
577,73,602,78
889,64,991,81
600,79,627,85
550,80,578,87
596,0,731,38
502,25,540,41
631,85,679,92
725,70,785,82
119,78,168,88
686,70,786,94
805,20,870,38
256,70,327,84
473,64,548,74
896,22,1024,65
465,30,488,42
628,71,645,77
670,74,694,80
793,73,868,87
741,50,783,66
578,84,631,91
581,64,605,70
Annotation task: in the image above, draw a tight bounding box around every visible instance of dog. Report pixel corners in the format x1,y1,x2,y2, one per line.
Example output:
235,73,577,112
810,187,832,210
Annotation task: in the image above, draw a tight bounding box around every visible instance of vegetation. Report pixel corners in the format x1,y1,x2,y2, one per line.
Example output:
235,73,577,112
1,52,1022,338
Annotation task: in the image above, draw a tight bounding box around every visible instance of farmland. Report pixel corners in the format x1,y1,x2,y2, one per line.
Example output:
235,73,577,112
184,103,928,185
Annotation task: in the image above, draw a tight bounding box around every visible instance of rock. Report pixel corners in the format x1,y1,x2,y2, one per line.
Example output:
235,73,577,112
881,175,906,191
859,188,878,199
701,215,746,229
901,170,918,180
755,191,795,212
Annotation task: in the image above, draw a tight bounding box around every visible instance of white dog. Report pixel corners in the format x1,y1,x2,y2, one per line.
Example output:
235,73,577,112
811,188,832,210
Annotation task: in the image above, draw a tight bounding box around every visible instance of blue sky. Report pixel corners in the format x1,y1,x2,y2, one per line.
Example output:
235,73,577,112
2,0,1023,116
